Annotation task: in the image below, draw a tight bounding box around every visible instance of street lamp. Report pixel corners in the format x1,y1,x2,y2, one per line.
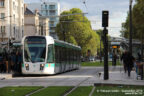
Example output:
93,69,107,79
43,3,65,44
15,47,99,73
129,0,133,54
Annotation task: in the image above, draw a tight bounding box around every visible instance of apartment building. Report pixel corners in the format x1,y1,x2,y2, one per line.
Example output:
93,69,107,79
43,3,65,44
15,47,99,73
0,0,24,42
41,2,60,39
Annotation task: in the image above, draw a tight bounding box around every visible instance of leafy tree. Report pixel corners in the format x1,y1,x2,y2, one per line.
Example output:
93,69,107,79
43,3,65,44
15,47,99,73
121,0,144,40
55,8,100,56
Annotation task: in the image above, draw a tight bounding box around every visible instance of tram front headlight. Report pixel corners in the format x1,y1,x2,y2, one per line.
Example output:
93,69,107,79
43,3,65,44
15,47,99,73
41,64,45,67
25,64,29,70
40,64,45,70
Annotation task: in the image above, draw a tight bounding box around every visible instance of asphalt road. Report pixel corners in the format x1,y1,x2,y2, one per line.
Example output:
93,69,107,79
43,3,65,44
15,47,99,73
0,66,126,88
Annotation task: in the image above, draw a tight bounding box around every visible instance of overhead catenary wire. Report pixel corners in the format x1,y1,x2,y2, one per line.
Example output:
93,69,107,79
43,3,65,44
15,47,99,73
82,0,89,13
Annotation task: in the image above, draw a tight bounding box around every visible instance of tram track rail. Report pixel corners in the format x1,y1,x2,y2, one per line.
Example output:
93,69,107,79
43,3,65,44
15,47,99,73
25,77,69,96
63,77,90,96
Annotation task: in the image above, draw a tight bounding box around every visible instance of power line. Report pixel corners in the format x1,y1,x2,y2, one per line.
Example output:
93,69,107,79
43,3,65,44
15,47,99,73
40,13,88,18
82,0,88,13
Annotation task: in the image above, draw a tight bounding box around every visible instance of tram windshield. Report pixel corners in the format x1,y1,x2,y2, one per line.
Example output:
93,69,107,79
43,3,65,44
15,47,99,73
24,37,46,62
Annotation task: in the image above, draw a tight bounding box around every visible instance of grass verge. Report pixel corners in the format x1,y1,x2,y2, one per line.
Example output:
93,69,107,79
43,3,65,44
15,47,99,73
68,86,93,96
92,86,144,96
30,86,73,96
0,86,42,96
81,61,122,67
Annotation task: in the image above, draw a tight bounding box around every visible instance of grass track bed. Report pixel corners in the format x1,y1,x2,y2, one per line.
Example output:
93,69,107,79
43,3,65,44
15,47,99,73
68,86,93,96
0,86,42,96
30,86,73,96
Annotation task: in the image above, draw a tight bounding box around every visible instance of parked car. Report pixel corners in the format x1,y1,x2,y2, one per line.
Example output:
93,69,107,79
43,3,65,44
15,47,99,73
89,57,95,62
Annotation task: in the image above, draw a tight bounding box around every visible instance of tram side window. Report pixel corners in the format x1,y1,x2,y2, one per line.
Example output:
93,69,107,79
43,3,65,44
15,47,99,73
55,45,61,63
72,49,74,62
47,44,54,63
55,45,58,62
68,48,70,62
70,49,73,62
66,48,69,63
74,50,76,62
61,47,65,62
64,47,67,62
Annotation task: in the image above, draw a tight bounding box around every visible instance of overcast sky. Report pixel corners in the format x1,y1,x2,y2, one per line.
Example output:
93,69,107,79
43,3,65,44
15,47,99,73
24,0,134,37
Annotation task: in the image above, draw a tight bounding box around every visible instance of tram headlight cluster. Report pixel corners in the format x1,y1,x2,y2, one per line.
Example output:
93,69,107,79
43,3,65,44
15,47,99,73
25,64,29,70
40,64,45,70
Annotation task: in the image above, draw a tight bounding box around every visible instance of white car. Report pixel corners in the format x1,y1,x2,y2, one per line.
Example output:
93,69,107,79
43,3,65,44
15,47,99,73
89,57,95,61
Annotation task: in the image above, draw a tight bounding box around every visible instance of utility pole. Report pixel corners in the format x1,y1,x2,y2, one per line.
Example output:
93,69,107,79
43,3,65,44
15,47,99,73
100,31,102,63
141,32,143,80
102,11,109,80
129,0,133,54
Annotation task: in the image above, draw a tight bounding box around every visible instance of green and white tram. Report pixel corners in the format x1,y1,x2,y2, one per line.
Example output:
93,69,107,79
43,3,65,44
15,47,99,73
22,36,81,75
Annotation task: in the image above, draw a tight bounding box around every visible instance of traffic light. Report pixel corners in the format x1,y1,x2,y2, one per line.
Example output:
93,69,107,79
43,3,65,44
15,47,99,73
102,11,109,27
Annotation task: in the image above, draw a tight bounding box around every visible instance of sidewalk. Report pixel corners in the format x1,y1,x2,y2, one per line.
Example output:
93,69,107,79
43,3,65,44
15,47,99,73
0,66,143,87
0,73,12,80
92,70,144,86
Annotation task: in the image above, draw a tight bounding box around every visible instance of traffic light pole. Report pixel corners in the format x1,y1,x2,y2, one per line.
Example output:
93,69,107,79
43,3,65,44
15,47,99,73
102,11,109,80
103,27,109,80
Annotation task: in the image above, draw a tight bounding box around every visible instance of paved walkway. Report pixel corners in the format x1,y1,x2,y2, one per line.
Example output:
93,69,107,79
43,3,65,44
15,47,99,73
0,66,143,87
86,69,144,86
0,73,12,80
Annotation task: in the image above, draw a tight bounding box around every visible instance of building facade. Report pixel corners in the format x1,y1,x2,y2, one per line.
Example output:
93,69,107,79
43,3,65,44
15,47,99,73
39,17,49,36
41,2,60,39
24,5,49,36
24,6,39,36
0,0,24,42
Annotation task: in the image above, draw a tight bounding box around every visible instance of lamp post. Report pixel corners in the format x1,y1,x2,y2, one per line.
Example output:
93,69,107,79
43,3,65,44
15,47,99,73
129,0,133,54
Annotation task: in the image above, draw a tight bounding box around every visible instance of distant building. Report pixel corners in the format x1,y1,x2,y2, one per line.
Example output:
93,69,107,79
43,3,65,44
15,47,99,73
27,2,60,39
39,17,49,36
24,5,39,36
24,4,49,36
41,2,60,39
0,0,24,42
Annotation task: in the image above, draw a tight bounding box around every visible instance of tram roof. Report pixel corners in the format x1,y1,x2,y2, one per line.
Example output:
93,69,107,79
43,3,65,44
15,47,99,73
23,36,81,50
54,39,81,50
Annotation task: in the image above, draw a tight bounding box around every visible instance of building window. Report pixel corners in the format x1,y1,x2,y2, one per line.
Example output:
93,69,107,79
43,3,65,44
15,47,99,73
49,5,55,10
45,5,47,9
49,10,55,15
13,27,15,37
46,10,48,16
22,30,24,37
13,14,15,22
50,21,54,27
13,2,15,9
1,26,5,34
0,0,4,7
50,27,55,30
50,17,56,21
22,19,24,25
22,7,23,14
1,13,5,20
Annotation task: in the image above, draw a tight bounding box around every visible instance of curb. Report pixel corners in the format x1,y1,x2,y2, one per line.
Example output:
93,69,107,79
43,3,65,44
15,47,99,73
94,83,144,87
